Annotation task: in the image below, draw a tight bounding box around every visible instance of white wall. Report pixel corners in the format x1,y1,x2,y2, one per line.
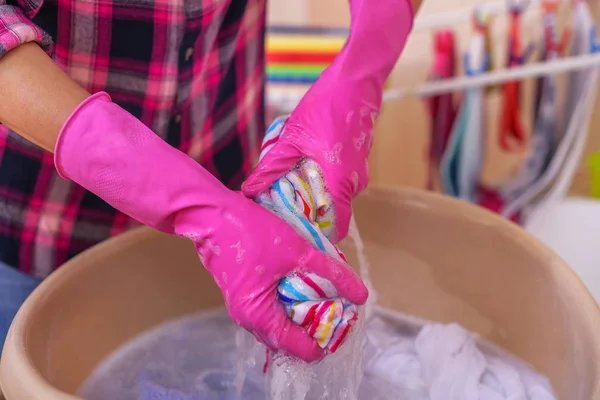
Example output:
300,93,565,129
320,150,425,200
267,0,309,25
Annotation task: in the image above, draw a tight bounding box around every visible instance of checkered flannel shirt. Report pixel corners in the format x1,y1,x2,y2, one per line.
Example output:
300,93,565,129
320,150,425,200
0,0,266,277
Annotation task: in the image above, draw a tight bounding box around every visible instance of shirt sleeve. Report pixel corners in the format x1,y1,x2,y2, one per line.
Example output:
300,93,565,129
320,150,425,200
0,2,53,59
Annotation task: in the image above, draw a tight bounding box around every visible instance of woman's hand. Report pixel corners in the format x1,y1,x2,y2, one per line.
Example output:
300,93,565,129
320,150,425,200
178,190,369,361
54,93,368,362
242,0,415,242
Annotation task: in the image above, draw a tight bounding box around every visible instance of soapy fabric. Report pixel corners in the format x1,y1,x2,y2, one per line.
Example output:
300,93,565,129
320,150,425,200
255,117,358,352
365,313,557,400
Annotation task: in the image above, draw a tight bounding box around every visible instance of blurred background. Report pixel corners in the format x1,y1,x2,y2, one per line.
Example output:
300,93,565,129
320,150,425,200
266,0,600,197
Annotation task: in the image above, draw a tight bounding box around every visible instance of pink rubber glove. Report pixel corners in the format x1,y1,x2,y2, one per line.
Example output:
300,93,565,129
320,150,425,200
54,93,369,362
242,0,414,242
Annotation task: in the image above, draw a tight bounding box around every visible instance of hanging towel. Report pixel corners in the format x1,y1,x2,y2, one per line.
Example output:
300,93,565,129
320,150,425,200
503,1,598,220
457,85,485,203
440,96,469,197
499,6,569,217
456,16,489,203
440,19,489,202
498,8,533,152
500,67,556,204
425,30,457,190
564,0,594,132
255,117,358,352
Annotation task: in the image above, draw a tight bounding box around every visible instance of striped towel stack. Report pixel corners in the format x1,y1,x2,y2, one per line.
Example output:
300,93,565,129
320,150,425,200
266,26,347,85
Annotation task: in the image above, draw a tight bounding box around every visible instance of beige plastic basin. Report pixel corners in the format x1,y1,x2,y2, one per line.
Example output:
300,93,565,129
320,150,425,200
1,187,599,399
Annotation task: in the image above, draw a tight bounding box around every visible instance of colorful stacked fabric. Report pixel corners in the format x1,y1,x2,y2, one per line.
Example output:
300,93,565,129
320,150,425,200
255,117,359,352
265,28,346,84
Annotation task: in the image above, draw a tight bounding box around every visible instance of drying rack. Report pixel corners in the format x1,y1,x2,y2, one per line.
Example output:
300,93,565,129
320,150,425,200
266,0,600,224
266,0,600,111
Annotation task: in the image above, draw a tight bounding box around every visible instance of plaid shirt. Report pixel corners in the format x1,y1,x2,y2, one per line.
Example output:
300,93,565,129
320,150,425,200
0,0,266,278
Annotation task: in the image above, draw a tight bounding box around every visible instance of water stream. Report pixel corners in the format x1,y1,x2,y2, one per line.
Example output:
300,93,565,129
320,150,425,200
261,215,371,400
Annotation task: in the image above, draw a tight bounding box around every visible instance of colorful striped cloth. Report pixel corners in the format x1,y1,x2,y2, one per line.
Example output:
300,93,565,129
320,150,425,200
265,30,346,84
255,117,359,353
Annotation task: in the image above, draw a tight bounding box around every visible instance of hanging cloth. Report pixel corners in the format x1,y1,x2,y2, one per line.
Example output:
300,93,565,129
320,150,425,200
473,9,496,89
457,12,491,203
424,30,457,191
564,0,593,130
507,0,598,220
499,2,570,216
440,13,489,201
440,95,468,197
498,6,534,152
541,0,571,151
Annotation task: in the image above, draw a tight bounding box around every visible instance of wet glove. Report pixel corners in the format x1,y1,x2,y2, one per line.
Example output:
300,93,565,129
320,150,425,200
242,0,415,242
53,92,368,362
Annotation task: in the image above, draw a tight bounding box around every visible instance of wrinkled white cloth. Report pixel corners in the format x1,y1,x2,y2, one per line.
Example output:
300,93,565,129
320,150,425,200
365,315,557,400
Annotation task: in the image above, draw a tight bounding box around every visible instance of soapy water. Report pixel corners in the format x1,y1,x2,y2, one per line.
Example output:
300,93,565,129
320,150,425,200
77,217,556,400
77,308,556,400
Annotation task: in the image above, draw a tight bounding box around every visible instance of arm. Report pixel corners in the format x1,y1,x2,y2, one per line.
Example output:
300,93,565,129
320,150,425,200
0,0,423,153
0,34,365,364
243,0,417,240
0,43,89,152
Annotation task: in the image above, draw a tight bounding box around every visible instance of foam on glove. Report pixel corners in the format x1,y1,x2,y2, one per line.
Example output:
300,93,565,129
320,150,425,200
255,117,359,352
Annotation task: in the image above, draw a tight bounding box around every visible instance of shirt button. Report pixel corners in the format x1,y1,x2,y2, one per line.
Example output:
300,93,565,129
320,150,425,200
174,114,182,123
185,47,194,61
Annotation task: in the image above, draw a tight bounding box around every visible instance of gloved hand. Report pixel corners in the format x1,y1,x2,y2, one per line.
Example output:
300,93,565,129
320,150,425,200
53,92,369,362
242,0,415,242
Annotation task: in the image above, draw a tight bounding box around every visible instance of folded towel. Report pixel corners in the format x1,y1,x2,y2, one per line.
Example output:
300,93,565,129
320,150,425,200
255,117,358,352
